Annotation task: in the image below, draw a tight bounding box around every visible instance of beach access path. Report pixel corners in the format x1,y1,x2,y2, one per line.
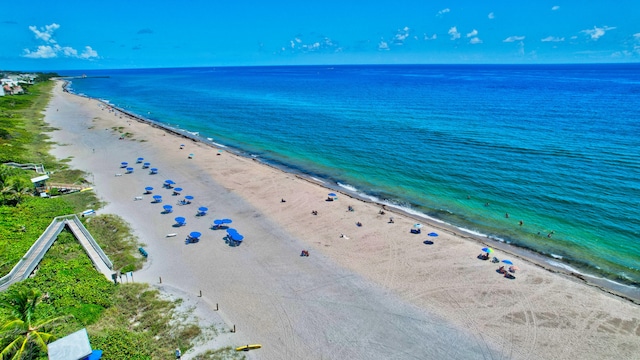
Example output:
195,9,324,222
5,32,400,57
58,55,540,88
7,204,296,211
44,82,640,360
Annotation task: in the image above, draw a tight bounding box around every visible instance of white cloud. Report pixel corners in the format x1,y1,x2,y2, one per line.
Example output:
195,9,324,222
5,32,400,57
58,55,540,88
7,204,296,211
541,36,565,42
581,26,616,40
23,23,99,60
60,46,78,57
466,29,478,38
488,12,495,19
23,45,57,58
469,37,482,44
437,8,450,16
504,36,525,42
424,33,437,40
28,23,60,43
552,6,560,11
80,46,98,59
633,33,640,39
393,26,410,44
448,26,461,40
378,41,389,50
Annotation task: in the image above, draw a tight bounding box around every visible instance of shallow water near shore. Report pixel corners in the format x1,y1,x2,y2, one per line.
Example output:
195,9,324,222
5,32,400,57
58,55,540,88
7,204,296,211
63,64,640,287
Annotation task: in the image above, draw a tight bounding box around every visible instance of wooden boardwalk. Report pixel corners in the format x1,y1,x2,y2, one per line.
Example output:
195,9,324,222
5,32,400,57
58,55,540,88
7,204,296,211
0,215,113,292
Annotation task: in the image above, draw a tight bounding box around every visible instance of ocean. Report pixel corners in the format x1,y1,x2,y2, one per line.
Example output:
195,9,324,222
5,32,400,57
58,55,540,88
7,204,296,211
63,64,640,288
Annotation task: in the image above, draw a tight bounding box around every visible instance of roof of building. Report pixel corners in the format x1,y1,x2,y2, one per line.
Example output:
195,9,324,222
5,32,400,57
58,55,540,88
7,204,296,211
47,328,92,360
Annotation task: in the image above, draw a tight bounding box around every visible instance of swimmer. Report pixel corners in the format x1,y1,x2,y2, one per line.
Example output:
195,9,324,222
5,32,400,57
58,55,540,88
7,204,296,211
505,213,509,218
519,220,523,226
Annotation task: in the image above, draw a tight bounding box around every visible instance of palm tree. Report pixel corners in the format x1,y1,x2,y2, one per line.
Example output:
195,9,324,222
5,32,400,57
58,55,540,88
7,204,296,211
0,288,70,360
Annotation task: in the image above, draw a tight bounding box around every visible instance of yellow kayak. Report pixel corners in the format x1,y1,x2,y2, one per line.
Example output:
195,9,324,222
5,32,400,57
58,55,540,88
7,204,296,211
235,344,262,351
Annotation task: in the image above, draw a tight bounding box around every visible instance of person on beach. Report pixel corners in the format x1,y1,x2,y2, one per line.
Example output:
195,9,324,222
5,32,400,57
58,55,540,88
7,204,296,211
175,348,181,359
389,217,394,223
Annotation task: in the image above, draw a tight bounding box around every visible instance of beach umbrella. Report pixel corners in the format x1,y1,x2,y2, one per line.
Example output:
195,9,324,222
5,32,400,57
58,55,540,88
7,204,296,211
143,162,151,168
164,179,175,185
328,193,337,197
502,259,514,265
229,233,244,242
144,186,153,193
173,187,183,192
482,247,494,254
163,205,173,211
150,168,158,174
175,216,186,225
120,161,128,168
126,167,134,173
414,223,423,229
221,218,232,224
428,232,439,237
185,195,194,200
198,206,208,212
153,195,162,202
188,153,194,159
213,219,223,225
189,231,202,239
136,157,144,163
226,228,238,234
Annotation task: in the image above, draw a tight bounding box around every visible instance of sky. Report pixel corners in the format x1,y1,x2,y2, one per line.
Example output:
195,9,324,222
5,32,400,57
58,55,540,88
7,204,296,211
1,1,639,71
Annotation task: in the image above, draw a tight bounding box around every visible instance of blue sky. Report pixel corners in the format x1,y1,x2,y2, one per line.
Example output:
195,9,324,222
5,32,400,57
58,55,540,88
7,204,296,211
2,1,639,70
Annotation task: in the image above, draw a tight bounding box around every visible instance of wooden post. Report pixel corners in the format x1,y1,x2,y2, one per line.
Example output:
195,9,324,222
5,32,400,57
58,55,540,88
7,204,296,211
232,325,236,333
215,303,219,311
199,290,202,297
159,276,162,284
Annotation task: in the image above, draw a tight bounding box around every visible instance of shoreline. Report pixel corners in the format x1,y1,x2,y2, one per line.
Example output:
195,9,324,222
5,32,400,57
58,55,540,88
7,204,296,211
46,80,640,359
63,80,639,304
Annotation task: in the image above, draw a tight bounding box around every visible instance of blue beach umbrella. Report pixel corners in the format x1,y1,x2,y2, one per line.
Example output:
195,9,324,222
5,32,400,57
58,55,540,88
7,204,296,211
136,157,144,163
163,204,173,211
428,232,439,237
184,195,194,201
153,195,162,202
142,162,151,168
144,186,153,193
126,167,134,173
164,179,175,185
502,259,513,265
482,247,494,254
213,219,224,225
173,187,183,193
221,218,232,224
189,231,202,239
229,233,244,242
328,193,337,197
226,228,238,234
175,216,186,225
150,168,158,174
120,162,128,168
198,206,208,212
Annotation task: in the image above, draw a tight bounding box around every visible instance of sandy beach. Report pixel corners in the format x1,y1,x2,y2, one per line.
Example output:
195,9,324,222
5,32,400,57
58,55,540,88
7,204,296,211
44,81,640,359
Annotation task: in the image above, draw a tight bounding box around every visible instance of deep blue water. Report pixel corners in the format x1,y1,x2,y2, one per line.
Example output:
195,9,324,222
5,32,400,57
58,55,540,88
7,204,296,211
63,64,640,286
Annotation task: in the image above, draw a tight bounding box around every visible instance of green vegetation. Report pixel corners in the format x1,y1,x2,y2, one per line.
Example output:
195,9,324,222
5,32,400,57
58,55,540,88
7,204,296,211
0,77,233,359
84,215,144,273
0,288,71,359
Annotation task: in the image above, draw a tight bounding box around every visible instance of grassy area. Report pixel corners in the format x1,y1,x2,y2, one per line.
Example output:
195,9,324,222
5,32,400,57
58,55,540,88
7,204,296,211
0,81,57,167
84,214,145,273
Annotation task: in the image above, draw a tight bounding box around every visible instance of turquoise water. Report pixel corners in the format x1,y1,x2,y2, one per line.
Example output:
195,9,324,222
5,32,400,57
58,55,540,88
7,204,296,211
64,65,640,286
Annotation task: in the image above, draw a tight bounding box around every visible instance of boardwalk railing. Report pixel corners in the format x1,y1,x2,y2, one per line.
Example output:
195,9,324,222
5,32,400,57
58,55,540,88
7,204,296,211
0,215,113,292
3,162,46,174
67,215,113,270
